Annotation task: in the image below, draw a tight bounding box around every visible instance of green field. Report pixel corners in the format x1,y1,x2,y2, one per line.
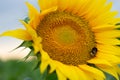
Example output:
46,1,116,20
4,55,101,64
0,59,41,80
0,59,116,80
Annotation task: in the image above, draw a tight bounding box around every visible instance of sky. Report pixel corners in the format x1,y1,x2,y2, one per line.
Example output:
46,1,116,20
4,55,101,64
0,0,120,60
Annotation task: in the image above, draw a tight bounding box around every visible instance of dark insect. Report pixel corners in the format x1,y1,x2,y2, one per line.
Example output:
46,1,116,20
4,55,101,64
90,47,97,57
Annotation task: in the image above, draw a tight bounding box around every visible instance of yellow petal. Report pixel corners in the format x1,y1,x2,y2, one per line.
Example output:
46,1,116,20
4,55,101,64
79,64,105,79
92,25,115,32
95,30,120,38
96,38,120,45
96,52,120,64
72,0,85,14
0,29,32,41
97,65,119,80
38,0,58,11
40,6,58,16
87,58,112,67
33,43,40,54
97,44,120,56
40,60,49,73
114,65,120,75
20,20,38,39
81,0,99,18
85,73,104,80
28,14,40,30
20,20,43,53
64,66,80,80
112,18,120,24
40,50,50,73
63,66,84,80
54,61,78,80
90,2,113,26
56,69,66,80
41,50,50,60
64,0,79,12
77,0,93,16
58,0,70,11
74,66,87,80
52,60,86,80
29,6,58,29
95,11,118,23
85,0,107,20
33,41,42,54
49,60,57,73
101,2,113,13
91,11,118,26
26,2,39,19
86,0,113,26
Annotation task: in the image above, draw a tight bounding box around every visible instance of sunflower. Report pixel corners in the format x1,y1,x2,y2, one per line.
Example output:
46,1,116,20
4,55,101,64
1,0,120,80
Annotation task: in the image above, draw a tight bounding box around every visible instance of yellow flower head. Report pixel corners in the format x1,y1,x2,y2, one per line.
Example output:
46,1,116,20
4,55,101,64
1,0,120,80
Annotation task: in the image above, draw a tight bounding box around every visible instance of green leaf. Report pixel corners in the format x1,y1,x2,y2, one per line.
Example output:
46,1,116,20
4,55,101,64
40,69,48,80
0,60,41,80
11,41,33,51
116,23,120,30
46,71,58,80
33,53,42,70
105,72,116,80
39,66,58,80
19,41,33,48
24,50,35,61
116,23,120,26
24,17,30,23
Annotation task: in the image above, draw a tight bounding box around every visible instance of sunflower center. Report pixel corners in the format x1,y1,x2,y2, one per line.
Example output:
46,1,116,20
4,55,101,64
36,11,96,66
54,26,77,45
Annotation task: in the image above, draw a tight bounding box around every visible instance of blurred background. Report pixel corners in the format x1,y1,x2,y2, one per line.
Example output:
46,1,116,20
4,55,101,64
0,0,38,60
0,0,120,80
0,0,40,80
